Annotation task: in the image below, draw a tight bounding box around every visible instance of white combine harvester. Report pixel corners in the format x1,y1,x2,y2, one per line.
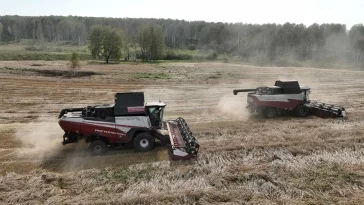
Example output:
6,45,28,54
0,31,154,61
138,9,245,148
234,80,346,118
58,92,199,160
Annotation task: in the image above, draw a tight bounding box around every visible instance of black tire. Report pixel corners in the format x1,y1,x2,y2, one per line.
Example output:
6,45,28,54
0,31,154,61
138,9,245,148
89,140,107,155
133,132,155,152
294,105,309,117
264,108,277,118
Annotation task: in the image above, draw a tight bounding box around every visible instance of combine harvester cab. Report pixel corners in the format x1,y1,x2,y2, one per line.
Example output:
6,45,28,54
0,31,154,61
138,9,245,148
58,92,199,160
233,80,347,119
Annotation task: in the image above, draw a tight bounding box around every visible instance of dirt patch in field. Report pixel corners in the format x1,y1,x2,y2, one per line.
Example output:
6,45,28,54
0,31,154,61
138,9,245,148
0,67,100,78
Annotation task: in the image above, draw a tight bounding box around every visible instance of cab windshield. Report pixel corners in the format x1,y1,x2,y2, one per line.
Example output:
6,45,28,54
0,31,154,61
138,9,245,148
304,90,310,101
147,106,165,129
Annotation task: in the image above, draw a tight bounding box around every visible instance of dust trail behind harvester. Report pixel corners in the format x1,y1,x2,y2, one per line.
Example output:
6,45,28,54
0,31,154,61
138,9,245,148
15,120,64,161
216,81,259,120
217,94,249,119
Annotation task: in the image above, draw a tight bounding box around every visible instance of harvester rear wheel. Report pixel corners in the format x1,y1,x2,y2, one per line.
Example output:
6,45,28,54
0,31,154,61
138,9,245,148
294,105,309,117
133,132,155,152
264,108,277,118
90,140,107,155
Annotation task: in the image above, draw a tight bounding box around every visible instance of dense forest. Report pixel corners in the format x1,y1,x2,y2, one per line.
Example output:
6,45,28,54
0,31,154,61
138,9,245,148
0,15,363,65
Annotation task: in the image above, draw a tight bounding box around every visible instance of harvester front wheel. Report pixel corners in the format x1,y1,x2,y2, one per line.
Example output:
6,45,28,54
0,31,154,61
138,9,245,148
294,105,309,117
90,140,107,155
264,108,277,118
133,132,155,152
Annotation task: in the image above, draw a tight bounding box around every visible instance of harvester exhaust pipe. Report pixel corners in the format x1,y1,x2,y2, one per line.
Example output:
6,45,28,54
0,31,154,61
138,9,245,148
233,89,256,95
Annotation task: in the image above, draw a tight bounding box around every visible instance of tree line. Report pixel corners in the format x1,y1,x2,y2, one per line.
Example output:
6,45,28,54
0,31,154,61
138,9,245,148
0,15,363,64
87,24,165,63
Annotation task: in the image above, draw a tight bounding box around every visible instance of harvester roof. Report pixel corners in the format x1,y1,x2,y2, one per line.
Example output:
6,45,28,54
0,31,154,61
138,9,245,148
274,80,301,94
145,102,167,107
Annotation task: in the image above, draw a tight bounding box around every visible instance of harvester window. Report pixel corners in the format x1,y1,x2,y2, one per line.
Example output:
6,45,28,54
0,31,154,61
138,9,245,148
304,91,309,101
148,107,159,125
147,106,164,128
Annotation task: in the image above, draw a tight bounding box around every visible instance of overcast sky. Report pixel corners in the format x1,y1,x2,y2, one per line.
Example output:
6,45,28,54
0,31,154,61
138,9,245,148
1,0,363,28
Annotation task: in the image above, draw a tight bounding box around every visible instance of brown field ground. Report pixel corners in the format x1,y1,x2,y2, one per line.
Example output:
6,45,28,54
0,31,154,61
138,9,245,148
1,61,364,204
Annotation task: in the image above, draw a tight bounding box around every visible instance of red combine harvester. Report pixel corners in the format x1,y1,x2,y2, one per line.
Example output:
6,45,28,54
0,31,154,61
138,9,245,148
233,80,346,118
58,92,199,160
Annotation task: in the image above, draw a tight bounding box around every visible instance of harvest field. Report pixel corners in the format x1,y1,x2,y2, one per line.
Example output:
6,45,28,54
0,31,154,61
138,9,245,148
1,61,364,204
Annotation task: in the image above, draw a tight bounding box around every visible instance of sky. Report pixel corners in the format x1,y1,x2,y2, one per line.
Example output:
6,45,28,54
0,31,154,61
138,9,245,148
0,0,363,28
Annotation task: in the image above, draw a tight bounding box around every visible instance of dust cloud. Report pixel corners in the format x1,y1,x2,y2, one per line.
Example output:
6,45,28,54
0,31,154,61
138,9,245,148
15,121,64,160
217,94,249,119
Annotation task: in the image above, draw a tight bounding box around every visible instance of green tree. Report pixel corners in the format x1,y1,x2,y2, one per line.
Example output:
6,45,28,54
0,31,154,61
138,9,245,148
139,24,165,61
0,22,4,41
0,22,3,41
36,21,44,43
102,26,123,63
139,25,152,61
150,25,166,61
70,52,81,70
89,25,123,63
75,21,87,45
89,25,104,59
